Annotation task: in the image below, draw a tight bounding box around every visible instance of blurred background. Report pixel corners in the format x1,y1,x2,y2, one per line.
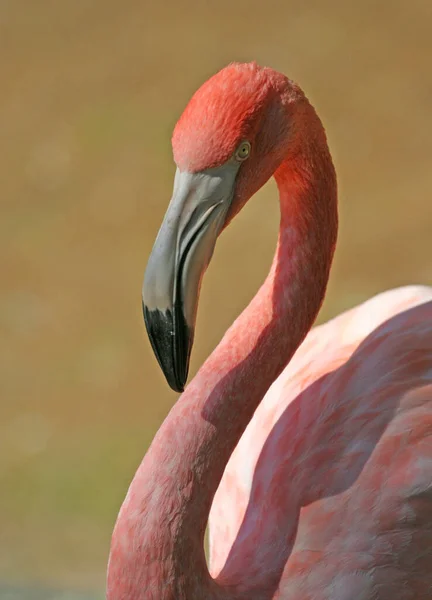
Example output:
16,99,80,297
1,0,431,597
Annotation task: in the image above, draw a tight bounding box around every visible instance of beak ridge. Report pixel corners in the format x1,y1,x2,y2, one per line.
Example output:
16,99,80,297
142,165,239,391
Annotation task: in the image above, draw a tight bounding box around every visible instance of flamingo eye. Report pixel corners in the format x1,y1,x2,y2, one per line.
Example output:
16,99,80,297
235,141,251,162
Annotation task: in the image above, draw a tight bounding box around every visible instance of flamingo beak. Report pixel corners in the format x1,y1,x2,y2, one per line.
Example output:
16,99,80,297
142,164,239,392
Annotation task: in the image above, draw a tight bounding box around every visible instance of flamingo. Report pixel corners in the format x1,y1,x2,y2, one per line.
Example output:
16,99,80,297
107,62,432,599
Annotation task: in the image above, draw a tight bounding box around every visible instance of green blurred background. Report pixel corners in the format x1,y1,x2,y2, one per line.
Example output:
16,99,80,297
1,0,431,596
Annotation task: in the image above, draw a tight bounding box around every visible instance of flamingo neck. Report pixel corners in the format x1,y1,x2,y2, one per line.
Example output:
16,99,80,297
107,122,337,600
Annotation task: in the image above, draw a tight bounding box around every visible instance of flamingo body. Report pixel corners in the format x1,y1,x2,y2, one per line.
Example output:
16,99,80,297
107,63,432,599
209,285,432,597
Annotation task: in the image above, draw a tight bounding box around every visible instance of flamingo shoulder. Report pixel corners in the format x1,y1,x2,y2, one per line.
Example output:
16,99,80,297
208,285,432,580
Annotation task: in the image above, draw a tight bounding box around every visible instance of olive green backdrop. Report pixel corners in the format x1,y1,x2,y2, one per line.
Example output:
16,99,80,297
1,0,431,594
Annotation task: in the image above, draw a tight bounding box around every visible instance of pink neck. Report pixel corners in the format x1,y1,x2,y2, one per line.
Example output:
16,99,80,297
107,123,337,600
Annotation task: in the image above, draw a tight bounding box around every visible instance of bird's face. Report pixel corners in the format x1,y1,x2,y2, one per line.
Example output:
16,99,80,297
143,63,297,391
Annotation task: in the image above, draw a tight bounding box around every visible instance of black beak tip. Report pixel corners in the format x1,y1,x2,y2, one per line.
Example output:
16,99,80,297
143,303,190,393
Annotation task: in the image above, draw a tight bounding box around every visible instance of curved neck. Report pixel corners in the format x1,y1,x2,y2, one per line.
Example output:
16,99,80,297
107,114,337,600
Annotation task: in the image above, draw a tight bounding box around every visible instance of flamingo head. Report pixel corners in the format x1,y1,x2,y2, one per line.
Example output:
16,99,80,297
143,62,304,392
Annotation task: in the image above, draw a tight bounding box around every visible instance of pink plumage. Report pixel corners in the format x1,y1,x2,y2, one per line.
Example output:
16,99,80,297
107,63,432,599
209,285,432,599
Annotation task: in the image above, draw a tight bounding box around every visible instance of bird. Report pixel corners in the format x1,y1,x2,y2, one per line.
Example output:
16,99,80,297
107,62,432,599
